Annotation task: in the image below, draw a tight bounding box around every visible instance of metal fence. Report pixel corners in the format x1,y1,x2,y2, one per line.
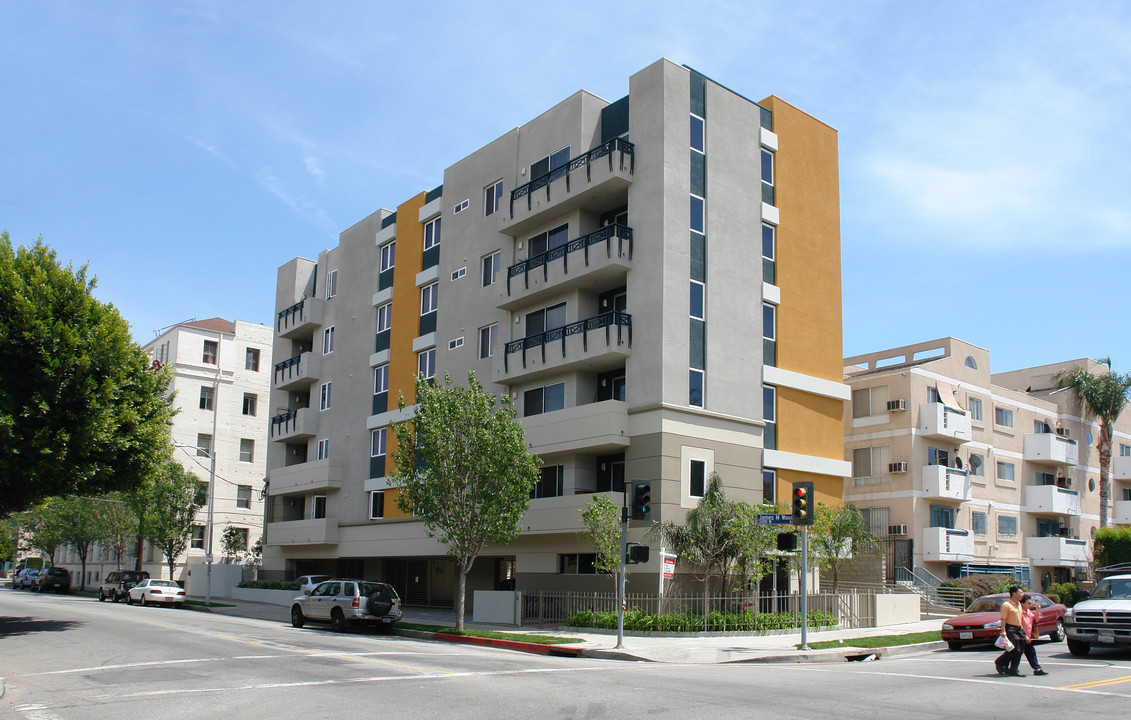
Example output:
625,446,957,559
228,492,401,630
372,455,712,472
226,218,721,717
521,589,881,631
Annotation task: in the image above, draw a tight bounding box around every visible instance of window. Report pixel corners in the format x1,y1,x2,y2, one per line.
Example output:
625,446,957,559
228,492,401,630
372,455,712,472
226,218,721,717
323,326,335,354
972,511,987,536
197,481,209,506
690,459,706,498
531,146,570,180
1036,470,1056,486
1035,419,1052,434
928,447,950,467
764,385,776,424
690,114,705,153
997,461,1015,482
524,382,565,416
860,507,891,537
1037,518,1062,537
417,348,436,379
479,324,498,359
528,224,569,257
689,369,704,407
853,447,883,478
199,386,214,411
236,485,252,509
968,397,983,422
239,439,254,463
448,337,464,350
421,282,438,315
202,340,218,365
484,180,503,216
424,217,441,250
525,302,567,337
761,148,774,186
312,496,326,520
852,386,889,419
326,269,338,298
242,393,257,416
690,194,705,233
559,553,599,574
377,303,392,333
245,348,260,371
995,407,1014,428
451,267,466,281
1121,443,1131,457
380,242,395,272
762,469,775,504
454,198,469,214
927,386,940,404
929,505,955,529
763,303,776,341
370,490,385,519
762,223,776,284
196,433,212,458
317,438,330,460
531,465,564,499
371,428,387,457
969,453,985,477
374,364,389,394
191,525,205,550
228,527,249,551
320,382,332,411
998,515,1018,536
965,356,978,369
481,251,501,287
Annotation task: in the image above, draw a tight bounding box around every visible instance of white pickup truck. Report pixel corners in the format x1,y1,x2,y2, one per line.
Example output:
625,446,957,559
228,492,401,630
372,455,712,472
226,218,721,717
1063,573,1131,656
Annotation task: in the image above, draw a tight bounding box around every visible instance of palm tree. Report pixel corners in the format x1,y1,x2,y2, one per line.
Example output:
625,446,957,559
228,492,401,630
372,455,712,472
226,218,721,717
1054,358,1131,528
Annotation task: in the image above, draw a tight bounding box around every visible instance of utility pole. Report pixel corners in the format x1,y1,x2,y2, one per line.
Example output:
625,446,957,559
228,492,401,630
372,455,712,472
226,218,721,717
616,482,628,649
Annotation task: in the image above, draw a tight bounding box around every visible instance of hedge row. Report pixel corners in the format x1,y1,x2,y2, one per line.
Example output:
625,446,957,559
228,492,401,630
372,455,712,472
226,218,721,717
236,579,303,591
1094,527,1131,568
564,607,838,633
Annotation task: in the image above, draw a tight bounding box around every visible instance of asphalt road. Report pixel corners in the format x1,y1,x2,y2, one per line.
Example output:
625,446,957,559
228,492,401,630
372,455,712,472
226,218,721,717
3,589,1131,719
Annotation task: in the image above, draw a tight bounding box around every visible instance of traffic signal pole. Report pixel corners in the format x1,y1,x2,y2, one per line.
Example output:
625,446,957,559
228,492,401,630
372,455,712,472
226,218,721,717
617,494,628,649
800,527,809,650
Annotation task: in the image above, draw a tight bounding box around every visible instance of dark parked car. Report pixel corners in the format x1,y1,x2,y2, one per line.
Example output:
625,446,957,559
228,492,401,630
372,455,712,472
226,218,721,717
98,570,151,602
290,579,402,633
941,592,1066,650
32,567,71,593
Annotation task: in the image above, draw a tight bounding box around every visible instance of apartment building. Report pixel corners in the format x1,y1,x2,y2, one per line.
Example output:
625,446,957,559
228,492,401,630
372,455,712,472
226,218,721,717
262,59,849,605
844,337,1131,591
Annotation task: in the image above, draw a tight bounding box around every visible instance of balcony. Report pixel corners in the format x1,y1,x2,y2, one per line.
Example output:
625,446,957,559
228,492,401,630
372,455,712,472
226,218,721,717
1024,484,1081,516
501,138,635,237
921,527,975,562
498,311,631,384
499,224,633,311
1025,536,1089,567
276,298,324,340
921,465,972,502
266,517,338,546
1023,433,1078,466
918,402,971,443
1115,500,1131,525
521,490,623,535
269,408,318,442
1115,455,1131,480
522,400,630,456
273,351,320,392
267,458,341,496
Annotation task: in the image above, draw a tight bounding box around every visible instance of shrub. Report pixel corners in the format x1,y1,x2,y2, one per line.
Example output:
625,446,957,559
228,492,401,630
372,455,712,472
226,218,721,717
1046,582,1080,607
1093,527,1131,569
941,574,1018,602
563,608,836,633
237,579,302,591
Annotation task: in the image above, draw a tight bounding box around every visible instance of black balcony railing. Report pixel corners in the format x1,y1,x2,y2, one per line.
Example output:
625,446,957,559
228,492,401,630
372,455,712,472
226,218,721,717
504,311,631,372
273,354,303,386
270,409,299,437
277,299,307,333
509,137,635,216
506,224,633,295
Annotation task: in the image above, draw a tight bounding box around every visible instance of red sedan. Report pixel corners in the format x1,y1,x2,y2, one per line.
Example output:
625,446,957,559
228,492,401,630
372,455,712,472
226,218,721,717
941,592,1066,650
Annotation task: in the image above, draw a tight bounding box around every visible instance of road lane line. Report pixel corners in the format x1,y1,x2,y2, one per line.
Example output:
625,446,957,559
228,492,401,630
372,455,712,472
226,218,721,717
1059,674,1131,690
794,666,1131,699
19,658,226,677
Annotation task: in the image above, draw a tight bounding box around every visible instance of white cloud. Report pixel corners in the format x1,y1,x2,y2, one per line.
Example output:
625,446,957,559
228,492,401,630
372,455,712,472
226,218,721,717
304,156,325,185
255,167,337,239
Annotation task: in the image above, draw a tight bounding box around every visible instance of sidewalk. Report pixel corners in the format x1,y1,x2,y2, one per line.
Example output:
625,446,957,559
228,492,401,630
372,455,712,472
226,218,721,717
190,598,946,664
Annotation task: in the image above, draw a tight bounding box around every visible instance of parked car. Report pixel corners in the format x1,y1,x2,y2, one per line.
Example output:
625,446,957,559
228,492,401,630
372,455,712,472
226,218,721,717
98,570,151,602
290,579,402,633
296,574,331,594
941,592,1066,650
126,579,186,608
1063,573,1131,656
32,567,71,593
12,568,41,590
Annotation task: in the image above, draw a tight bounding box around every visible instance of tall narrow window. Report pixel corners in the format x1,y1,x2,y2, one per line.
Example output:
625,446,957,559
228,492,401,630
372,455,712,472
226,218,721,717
690,281,705,320
370,490,385,520
690,459,706,498
479,324,498,359
690,114,705,153
421,282,439,315
481,251,501,287
762,469,776,504
484,180,503,216
424,217,442,250
202,340,218,365
326,269,338,299
417,348,436,379
377,303,392,333
196,433,212,458
199,386,214,411
371,428,387,457
373,364,389,394
764,385,777,450
689,369,704,408
761,223,776,285
320,382,332,411
317,438,330,460
690,195,705,234
245,348,260,371
239,439,254,463
312,496,327,520
242,393,257,416
323,326,335,354
380,242,395,272
761,149,774,187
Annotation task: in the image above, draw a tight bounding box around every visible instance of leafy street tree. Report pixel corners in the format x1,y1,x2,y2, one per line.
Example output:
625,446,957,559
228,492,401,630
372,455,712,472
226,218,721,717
1054,358,1131,528
807,502,882,594
98,492,140,570
144,461,204,580
0,517,16,564
0,232,175,517
23,501,67,563
50,496,106,590
221,525,249,563
730,501,785,592
391,372,541,632
579,494,622,591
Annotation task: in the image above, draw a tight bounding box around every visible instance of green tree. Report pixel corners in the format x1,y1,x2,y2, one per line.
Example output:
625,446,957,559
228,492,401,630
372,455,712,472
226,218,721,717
390,372,541,631
730,501,785,592
0,232,176,516
144,461,203,580
650,472,742,600
1054,359,1131,528
579,494,621,591
98,493,140,570
221,525,249,563
23,501,67,562
51,496,105,590
1,517,19,564
807,502,882,593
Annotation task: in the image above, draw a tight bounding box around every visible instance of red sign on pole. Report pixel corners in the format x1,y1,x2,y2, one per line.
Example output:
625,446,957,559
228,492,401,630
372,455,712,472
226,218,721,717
662,556,675,579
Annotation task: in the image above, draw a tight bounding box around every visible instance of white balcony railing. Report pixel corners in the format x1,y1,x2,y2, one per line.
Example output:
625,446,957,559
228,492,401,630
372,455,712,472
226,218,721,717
1115,455,1131,481
918,402,972,443
921,527,975,562
1025,536,1089,567
1115,499,1131,525
1023,433,1078,466
921,465,972,502
1024,484,1081,516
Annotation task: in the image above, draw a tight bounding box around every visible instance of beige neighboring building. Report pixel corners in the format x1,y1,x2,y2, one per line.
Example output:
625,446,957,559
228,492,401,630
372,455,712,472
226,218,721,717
844,337,1131,591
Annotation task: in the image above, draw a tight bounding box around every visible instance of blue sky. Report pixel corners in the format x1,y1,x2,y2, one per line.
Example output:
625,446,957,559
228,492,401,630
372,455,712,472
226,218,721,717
3,1,1128,375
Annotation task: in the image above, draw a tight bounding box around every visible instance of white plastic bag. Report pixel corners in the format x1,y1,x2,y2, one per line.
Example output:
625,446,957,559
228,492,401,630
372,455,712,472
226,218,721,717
994,635,1014,652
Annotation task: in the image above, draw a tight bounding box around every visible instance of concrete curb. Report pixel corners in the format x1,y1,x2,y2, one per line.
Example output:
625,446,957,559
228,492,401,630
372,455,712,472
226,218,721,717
725,640,947,664
397,627,589,659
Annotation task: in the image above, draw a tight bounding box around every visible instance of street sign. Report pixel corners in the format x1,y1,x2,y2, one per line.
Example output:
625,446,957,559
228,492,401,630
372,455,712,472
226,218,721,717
757,513,793,525
662,556,676,579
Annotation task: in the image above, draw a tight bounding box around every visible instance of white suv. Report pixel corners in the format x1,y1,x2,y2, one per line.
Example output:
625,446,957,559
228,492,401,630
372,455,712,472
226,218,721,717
290,579,402,633
1064,573,1131,656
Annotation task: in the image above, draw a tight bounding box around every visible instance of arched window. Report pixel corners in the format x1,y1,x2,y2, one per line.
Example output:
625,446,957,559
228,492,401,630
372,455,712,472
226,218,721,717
965,356,978,369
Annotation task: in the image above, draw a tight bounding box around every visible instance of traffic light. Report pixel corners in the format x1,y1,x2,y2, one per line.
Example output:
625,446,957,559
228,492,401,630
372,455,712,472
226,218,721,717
776,531,798,552
791,481,814,526
626,543,650,564
630,480,652,521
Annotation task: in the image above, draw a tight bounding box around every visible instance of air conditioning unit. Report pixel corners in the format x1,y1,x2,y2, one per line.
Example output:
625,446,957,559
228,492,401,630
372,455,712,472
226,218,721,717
887,399,907,411
887,524,909,537
1056,427,1070,437
888,461,909,473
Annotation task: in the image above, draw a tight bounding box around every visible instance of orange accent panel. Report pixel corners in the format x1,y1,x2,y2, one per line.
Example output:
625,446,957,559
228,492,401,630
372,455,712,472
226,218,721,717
778,386,843,460
382,486,413,519
777,470,843,509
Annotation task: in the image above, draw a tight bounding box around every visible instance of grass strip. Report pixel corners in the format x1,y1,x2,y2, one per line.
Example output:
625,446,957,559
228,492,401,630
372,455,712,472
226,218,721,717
801,630,941,650
396,622,582,645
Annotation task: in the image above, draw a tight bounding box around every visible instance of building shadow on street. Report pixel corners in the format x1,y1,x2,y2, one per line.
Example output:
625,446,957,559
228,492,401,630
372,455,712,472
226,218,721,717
0,616,81,638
